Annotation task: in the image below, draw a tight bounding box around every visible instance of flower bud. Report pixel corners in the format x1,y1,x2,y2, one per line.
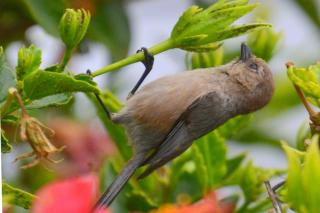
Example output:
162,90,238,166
58,8,91,49
16,45,41,80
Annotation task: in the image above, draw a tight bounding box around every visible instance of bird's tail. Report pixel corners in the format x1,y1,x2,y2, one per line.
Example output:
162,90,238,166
93,156,144,211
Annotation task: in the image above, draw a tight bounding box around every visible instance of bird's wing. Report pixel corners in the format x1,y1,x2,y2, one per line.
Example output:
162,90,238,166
137,92,221,179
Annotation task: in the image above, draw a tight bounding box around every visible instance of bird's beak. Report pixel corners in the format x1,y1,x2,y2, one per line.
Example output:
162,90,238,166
240,43,251,62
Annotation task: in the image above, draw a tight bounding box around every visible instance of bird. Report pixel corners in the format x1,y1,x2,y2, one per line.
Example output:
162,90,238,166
93,43,274,211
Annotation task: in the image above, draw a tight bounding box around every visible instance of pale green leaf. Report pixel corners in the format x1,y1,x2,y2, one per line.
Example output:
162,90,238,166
282,142,305,211
287,62,320,107
301,136,320,213
26,93,73,109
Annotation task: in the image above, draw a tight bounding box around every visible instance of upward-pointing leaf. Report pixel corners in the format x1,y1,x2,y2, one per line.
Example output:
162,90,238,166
171,0,271,52
16,45,41,80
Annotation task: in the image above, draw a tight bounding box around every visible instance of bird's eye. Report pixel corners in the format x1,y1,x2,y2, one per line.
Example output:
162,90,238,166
249,63,258,71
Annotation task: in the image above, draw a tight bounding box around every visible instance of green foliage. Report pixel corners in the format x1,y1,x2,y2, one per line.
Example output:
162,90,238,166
0,1,287,212
16,45,41,80
195,132,227,188
283,136,320,213
218,115,253,138
0,47,16,102
171,0,271,52
59,9,91,49
2,182,36,209
287,62,320,107
23,70,99,100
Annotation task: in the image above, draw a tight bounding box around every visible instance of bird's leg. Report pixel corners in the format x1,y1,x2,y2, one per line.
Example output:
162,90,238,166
127,47,154,100
86,69,113,120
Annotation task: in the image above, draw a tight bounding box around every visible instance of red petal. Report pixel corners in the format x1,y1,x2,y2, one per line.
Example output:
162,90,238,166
32,174,109,213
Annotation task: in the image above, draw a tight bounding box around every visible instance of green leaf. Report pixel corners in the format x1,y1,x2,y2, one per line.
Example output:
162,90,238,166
210,23,271,43
282,142,306,212
125,189,158,211
239,161,260,202
217,114,253,139
225,160,282,203
171,5,203,38
224,153,246,179
16,45,41,80
26,93,73,109
171,1,271,50
1,129,12,153
0,47,16,103
22,0,64,36
170,147,207,201
194,131,227,188
301,136,320,213
287,62,320,107
23,70,99,100
2,182,36,209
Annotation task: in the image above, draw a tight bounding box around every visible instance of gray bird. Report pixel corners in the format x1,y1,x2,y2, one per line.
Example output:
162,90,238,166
93,43,274,210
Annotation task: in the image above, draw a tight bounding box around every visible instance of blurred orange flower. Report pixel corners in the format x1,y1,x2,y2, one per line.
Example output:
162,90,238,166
151,192,235,213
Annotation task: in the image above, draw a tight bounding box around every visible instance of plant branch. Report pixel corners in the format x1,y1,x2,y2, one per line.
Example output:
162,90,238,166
293,85,316,118
264,181,282,213
90,39,174,77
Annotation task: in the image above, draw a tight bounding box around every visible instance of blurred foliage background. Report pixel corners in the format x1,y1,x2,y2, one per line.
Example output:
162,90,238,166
1,0,320,212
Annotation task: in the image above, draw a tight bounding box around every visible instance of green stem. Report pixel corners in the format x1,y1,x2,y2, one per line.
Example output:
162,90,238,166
59,47,73,71
91,39,175,77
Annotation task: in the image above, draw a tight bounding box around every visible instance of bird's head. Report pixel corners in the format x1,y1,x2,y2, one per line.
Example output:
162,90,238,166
227,43,274,112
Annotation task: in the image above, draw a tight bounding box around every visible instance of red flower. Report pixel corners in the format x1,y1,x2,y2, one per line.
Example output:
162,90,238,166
32,174,110,213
